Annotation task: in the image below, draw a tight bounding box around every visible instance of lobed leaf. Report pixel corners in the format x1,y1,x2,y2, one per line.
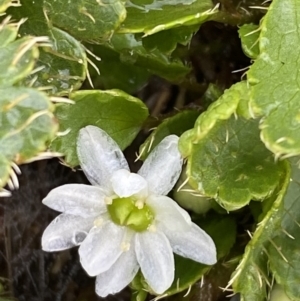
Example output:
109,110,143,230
179,82,285,211
51,90,149,167
247,0,300,157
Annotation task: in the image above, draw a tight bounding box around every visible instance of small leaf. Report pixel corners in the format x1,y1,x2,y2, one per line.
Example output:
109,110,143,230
140,110,200,160
105,33,190,82
51,90,149,167
119,0,214,36
142,25,199,55
238,24,260,59
44,0,126,43
247,0,300,157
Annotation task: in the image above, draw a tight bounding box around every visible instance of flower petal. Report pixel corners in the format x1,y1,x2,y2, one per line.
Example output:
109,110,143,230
42,214,94,252
138,135,183,195
79,221,128,276
110,169,148,199
147,195,191,231
164,223,217,265
77,126,129,191
42,184,107,217
135,231,174,294
96,246,139,297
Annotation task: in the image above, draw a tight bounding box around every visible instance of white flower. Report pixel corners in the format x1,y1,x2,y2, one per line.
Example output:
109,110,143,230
42,125,217,297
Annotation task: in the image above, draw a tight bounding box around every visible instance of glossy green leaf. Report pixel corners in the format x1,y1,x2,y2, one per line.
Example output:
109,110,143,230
105,33,190,82
139,110,200,160
179,82,285,211
238,24,260,59
247,0,300,157
44,0,126,43
0,87,58,189
232,161,290,301
51,90,149,167
267,158,300,300
119,0,214,35
8,1,87,95
87,44,150,94
164,215,236,297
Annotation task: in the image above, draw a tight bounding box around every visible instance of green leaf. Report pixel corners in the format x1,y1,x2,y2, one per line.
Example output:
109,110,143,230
232,161,290,301
164,215,236,297
105,33,190,82
141,25,199,55
179,82,284,211
119,0,214,36
28,27,87,95
140,110,200,160
44,0,126,43
267,158,300,300
51,89,149,167
0,36,39,86
8,1,87,95
238,24,260,59
87,44,150,94
0,87,58,189
247,0,300,157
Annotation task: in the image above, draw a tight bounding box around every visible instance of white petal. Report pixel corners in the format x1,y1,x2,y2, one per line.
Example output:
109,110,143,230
77,126,129,191
42,184,107,217
79,221,127,276
138,135,183,195
96,245,139,297
147,195,191,231
42,214,94,252
135,231,174,294
164,223,217,265
110,169,148,199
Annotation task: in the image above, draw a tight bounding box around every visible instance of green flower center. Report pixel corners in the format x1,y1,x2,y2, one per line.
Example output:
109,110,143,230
107,197,154,232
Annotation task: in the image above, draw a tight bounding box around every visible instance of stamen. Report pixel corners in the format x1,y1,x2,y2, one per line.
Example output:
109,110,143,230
148,224,156,232
104,196,113,205
121,242,130,251
135,199,144,209
93,217,104,227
